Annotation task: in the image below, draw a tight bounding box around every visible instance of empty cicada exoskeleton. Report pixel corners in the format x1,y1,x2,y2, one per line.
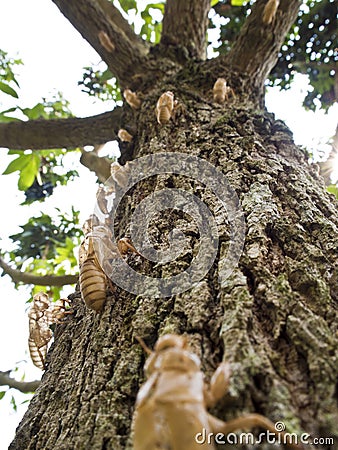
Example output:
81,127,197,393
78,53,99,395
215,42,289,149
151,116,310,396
213,78,235,104
155,91,175,125
79,223,125,312
98,30,115,52
133,334,302,450
110,161,133,189
28,293,71,369
118,128,133,142
262,0,279,25
82,214,101,236
79,234,108,313
47,298,72,323
96,186,109,215
117,237,139,256
28,293,52,369
123,89,142,110
79,212,140,313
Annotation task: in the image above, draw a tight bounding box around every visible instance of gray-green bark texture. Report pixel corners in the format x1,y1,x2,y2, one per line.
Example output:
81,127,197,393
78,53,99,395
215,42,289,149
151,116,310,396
9,0,337,449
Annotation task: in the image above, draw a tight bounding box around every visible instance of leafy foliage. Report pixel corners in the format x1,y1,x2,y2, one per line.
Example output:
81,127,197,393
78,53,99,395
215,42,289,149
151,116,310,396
1,90,73,123
0,50,23,122
3,152,40,191
269,0,336,111
20,92,73,120
140,3,164,43
2,92,78,199
211,0,252,54
78,1,165,99
4,208,82,299
10,395,17,412
118,0,164,43
3,148,79,200
8,208,81,263
27,232,80,301
78,65,122,102
0,50,22,102
86,0,336,110
118,0,138,13
210,0,336,111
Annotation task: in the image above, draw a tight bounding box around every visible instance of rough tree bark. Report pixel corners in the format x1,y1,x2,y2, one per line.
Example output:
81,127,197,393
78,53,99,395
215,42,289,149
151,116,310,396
7,0,338,449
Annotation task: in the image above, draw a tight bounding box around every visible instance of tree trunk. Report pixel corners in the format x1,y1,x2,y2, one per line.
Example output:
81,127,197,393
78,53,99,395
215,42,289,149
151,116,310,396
9,1,338,449
10,75,338,449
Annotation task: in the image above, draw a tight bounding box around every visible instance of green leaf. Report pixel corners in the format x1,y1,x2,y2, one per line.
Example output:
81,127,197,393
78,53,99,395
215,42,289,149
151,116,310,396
10,395,17,412
21,103,48,120
145,3,165,13
0,391,6,400
154,22,162,45
2,154,32,175
211,0,220,6
100,69,113,82
119,0,137,13
0,107,18,115
0,114,21,123
0,81,18,98
231,0,246,5
327,185,338,199
18,154,41,191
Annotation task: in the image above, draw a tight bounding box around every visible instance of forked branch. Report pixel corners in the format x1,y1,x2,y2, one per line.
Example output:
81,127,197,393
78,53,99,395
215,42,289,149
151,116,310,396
226,0,300,90
51,0,149,86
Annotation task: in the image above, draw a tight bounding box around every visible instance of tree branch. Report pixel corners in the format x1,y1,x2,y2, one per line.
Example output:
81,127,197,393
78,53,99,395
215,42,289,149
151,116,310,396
161,0,211,61
80,148,112,183
0,109,122,150
0,257,78,286
0,371,40,393
51,0,149,87
226,0,300,91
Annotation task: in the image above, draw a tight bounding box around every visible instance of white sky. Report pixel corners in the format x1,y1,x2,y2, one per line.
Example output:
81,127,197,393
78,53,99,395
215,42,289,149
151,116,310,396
0,0,337,448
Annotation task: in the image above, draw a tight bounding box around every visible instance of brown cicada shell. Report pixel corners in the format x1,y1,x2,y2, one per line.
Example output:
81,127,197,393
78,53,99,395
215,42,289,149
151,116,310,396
155,91,175,125
118,128,133,142
213,78,235,104
79,235,108,312
79,212,140,313
123,89,142,110
48,298,72,323
133,334,303,450
28,293,71,369
117,237,139,256
96,186,109,215
110,161,133,189
28,293,53,369
98,30,115,52
262,0,279,25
